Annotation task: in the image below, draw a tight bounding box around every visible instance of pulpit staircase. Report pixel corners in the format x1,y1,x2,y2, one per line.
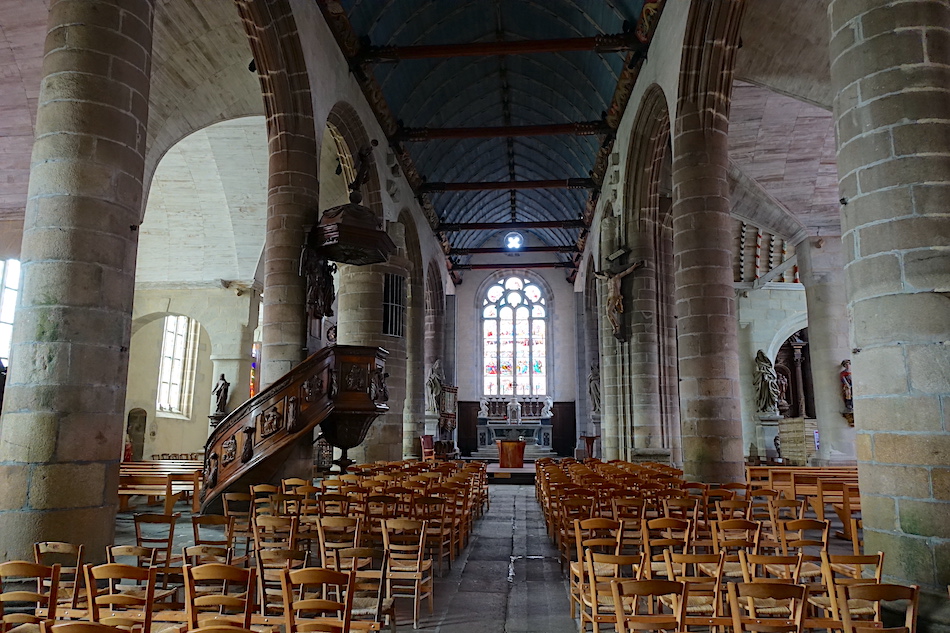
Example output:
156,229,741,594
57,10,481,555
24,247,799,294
199,345,389,512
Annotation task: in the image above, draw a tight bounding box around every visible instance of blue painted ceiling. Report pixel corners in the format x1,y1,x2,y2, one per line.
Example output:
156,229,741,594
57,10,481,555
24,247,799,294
339,0,645,253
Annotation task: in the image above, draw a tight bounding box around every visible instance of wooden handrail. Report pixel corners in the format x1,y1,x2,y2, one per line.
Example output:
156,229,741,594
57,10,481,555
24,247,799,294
200,345,389,511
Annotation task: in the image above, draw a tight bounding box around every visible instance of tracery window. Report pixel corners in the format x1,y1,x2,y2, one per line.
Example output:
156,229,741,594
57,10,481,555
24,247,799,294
482,276,547,396
156,315,199,415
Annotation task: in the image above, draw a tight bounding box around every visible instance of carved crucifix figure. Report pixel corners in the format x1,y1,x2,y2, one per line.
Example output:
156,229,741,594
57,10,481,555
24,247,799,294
594,260,645,336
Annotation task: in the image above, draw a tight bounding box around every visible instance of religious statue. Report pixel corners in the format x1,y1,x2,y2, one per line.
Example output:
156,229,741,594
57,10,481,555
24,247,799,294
840,359,853,411
588,362,602,413
0,359,7,415
212,374,230,415
425,360,444,414
753,350,780,414
299,232,337,320
593,260,645,338
478,397,489,418
776,372,790,416
540,397,554,418
506,398,521,423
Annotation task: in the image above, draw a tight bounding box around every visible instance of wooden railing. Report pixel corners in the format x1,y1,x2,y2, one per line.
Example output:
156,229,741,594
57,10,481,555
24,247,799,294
200,345,389,510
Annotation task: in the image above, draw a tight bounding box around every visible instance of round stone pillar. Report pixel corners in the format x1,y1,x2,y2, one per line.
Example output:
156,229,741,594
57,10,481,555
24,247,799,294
258,139,317,387
671,0,745,483
830,0,950,593
402,273,425,458
337,223,408,464
0,0,154,560
796,236,855,464
597,277,621,461
625,233,663,451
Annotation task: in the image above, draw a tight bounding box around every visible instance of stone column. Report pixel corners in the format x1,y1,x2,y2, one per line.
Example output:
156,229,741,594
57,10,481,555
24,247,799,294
626,234,663,451
830,0,950,593
597,277,621,461
796,236,855,464
0,0,154,560
403,273,425,457
337,223,408,464
671,0,745,483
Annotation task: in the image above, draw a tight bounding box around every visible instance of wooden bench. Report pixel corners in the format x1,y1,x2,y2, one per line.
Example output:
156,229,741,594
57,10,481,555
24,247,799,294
118,461,202,512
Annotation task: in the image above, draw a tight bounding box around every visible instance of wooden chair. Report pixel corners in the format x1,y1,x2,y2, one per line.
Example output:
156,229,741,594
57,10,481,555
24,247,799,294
419,435,435,462
580,549,644,633
728,581,807,633
333,548,395,633
192,515,234,549
250,484,280,517
84,563,156,632
183,562,256,630
280,567,355,633
256,549,309,617
610,579,687,633
133,513,182,588
773,518,829,580
807,551,883,627
838,584,919,633
222,493,254,561
33,542,84,609
381,519,433,629
705,519,761,581
570,518,623,619
640,517,692,579
315,517,363,570
0,561,60,633
409,496,453,575
253,515,299,554
182,545,233,567
662,550,725,625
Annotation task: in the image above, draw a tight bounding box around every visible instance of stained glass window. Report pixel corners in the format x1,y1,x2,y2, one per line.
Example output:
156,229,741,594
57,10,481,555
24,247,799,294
482,275,547,396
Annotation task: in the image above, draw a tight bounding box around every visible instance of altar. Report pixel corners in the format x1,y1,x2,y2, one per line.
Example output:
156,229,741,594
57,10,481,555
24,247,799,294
475,396,553,451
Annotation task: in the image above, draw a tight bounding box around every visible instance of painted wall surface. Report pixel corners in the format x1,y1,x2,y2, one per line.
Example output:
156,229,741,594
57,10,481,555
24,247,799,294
124,318,213,459
736,283,807,456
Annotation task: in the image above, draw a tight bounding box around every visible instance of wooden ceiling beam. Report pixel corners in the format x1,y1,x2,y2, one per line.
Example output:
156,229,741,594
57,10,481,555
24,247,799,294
450,245,577,255
451,261,574,270
438,219,586,232
360,33,644,63
422,178,594,193
395,121,610,142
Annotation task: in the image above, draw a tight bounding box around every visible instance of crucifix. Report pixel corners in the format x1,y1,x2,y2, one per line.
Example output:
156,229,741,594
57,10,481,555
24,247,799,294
594,259,645,340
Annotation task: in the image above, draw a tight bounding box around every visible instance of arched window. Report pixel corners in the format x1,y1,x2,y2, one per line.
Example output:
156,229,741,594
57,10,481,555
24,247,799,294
482,276,547,396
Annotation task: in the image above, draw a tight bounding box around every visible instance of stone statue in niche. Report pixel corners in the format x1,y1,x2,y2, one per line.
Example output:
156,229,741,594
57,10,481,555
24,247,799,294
507,398,521,423
594,260,645,340
478,397,489,418
241,426,255,463
753,349,780,414
221,436,237,465
425,360,444,414
840,359,853,411
588,362,602,413
212,374,230,415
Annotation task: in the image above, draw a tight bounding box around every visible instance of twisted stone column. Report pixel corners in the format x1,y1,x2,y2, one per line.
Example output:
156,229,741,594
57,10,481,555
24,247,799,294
830,0,950,592
0,0,154,560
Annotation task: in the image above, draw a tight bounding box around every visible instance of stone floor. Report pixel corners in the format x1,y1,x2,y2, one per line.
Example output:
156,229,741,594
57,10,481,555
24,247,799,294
116,485,578,633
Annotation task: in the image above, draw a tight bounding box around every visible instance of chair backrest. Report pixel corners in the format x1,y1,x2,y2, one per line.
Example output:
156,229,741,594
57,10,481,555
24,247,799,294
333,547,389,625
728,581,807,633
574,517,623,562
105,545,158,568
381,519,428,569
33,542,83,609
711,519,761,556
738,550,803,582
611,579,687,633
253,515,299,552
41,622,128,633
256,549,309,616
183,545,233,566
84,563,156,631
280,567,355,633
778,518,829,557
183,562,257,629
641,517,692,558
316,517,363,569
839,583,919,633
192,514,235,548
0,560,60,629
133,513,178,564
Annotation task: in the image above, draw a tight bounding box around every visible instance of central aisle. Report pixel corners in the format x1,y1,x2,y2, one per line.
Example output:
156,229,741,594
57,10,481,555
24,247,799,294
420,484,576,633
